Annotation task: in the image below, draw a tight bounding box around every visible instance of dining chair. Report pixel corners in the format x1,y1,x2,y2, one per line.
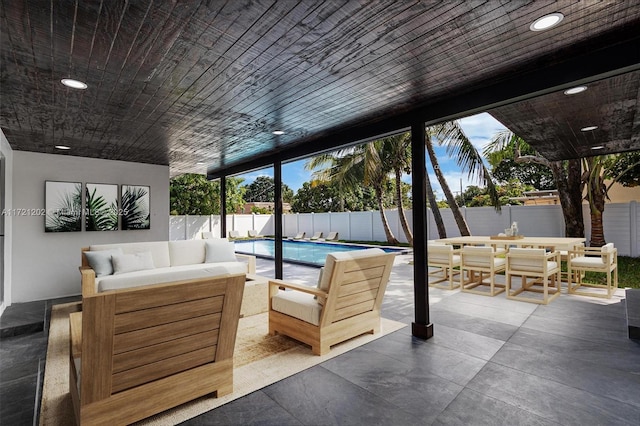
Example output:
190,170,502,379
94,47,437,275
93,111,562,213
427,244,463,290
461,246,507,296
567,243,618,298
506,248,561,304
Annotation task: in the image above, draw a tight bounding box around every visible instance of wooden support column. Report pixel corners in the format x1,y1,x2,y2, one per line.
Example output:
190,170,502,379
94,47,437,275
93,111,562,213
411,122,433,339
274,160,283,279
220,176,227,238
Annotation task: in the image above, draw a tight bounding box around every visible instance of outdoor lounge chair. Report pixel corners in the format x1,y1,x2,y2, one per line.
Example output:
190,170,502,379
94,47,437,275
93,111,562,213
320,231,339,241
290,232,305,240
308,231,323,241
268,248,395,355
248,229,264,238
506,248,561,304
228,230,241,239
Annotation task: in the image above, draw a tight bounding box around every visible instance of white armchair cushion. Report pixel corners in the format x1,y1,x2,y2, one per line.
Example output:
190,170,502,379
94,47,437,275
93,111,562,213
112,252,155,275
462,246,504,268
508,248,558,272
272,291,322,326
427,245,460,266
571,256,606,268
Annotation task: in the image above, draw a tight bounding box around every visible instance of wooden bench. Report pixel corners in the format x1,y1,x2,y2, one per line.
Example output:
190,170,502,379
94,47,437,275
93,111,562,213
69,274,245,425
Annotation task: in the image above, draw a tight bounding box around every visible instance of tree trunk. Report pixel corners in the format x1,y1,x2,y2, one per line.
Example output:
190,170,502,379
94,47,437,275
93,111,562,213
395,168,413,245
426,172,447,238
426,137,470,236
375,186,399,245
588,174,607,247
549,160,584,238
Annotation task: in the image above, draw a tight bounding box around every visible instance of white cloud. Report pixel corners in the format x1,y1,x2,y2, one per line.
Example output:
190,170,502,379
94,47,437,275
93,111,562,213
457,112,507,151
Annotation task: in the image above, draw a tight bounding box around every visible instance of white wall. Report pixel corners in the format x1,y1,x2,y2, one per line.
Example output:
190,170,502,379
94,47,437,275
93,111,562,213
0,130,13,314
10,151,169,303
172,202,640,257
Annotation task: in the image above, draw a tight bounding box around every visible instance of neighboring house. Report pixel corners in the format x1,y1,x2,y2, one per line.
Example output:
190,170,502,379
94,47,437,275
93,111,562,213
511,182,640,206
241,202,292,214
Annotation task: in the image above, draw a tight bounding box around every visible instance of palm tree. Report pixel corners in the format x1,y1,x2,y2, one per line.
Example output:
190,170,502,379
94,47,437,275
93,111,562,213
582,153,640,246
380,133,413,245
307,142,400,245
427,121,500,237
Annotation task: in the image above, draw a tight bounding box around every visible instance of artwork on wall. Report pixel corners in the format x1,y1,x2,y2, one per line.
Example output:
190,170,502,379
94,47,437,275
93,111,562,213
121,185,151,230
85,183,118,231
45,181,82,232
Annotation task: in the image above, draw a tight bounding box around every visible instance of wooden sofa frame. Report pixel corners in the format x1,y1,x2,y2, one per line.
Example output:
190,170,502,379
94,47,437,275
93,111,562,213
72,255,245,425
268,252,395,355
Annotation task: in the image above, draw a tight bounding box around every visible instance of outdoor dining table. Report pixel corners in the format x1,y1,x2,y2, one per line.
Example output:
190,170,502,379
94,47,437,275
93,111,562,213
435,236,586,251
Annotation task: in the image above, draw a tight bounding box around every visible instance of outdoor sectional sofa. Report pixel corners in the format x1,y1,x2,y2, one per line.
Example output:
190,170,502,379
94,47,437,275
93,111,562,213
71,239,257,425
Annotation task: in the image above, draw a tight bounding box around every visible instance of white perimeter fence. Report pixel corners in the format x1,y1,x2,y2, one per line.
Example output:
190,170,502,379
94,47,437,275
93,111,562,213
170,201,639,257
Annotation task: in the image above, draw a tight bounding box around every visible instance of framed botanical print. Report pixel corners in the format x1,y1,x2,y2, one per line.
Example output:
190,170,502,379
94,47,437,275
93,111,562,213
85,183,118,231
121,185,150,230
45,181,82,232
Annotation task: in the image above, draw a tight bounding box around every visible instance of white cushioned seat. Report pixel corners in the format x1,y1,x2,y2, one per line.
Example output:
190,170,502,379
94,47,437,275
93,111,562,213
96,262,246,292
271,290,322,326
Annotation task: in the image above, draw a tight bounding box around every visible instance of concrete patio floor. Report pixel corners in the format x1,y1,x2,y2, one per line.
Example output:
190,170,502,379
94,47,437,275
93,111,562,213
183,255,639,425
1,255,638,425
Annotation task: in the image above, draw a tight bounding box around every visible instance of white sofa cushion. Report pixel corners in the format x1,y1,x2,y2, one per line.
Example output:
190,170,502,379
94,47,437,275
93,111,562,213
317,248,385,305
112,252,155,275
84,248,123,277
205,239,237,263
96,262,246,292
90,241,171,268
272,290,322,326
169,240,206,266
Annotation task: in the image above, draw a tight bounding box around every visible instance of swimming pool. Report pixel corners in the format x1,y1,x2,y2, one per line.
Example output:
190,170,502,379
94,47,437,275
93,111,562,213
234,238,408,267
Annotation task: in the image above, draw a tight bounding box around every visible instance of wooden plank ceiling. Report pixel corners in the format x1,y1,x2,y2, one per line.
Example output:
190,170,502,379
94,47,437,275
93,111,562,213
1,0,639,177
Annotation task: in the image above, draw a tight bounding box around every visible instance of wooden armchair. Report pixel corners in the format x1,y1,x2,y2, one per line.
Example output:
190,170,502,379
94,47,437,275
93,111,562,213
568,243,618,298
69,274,245,425
427,244,463,290
268,248,395,355
461,246,507,296
506,248,561,304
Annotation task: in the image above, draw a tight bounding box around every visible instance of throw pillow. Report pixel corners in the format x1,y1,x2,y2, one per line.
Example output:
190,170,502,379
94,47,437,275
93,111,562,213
84,248,123,277
205,239,237,263
112,252,155,275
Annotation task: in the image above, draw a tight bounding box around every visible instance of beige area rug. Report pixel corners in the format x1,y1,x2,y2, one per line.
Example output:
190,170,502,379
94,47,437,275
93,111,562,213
39,302,406,425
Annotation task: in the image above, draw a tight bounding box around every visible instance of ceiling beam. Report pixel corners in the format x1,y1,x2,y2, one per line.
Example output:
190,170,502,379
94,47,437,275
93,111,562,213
208,25,640,179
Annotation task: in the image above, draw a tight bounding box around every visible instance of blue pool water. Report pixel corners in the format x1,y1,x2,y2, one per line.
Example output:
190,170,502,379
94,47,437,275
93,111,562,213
234,238,407,266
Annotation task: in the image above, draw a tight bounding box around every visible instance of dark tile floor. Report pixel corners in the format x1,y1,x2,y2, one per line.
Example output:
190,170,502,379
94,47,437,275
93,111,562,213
1,257,639,425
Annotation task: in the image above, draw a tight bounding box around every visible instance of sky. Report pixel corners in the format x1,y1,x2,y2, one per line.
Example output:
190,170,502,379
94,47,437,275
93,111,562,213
236,112,507,201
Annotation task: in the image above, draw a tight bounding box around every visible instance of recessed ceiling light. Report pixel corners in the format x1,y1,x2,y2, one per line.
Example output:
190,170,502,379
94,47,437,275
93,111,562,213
591,145,604,150
272,130,285,135
564,86,587,95
197,162,205,165
61,78,87,89
530,12,564,31
55,145,71,150
581,126,598,131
